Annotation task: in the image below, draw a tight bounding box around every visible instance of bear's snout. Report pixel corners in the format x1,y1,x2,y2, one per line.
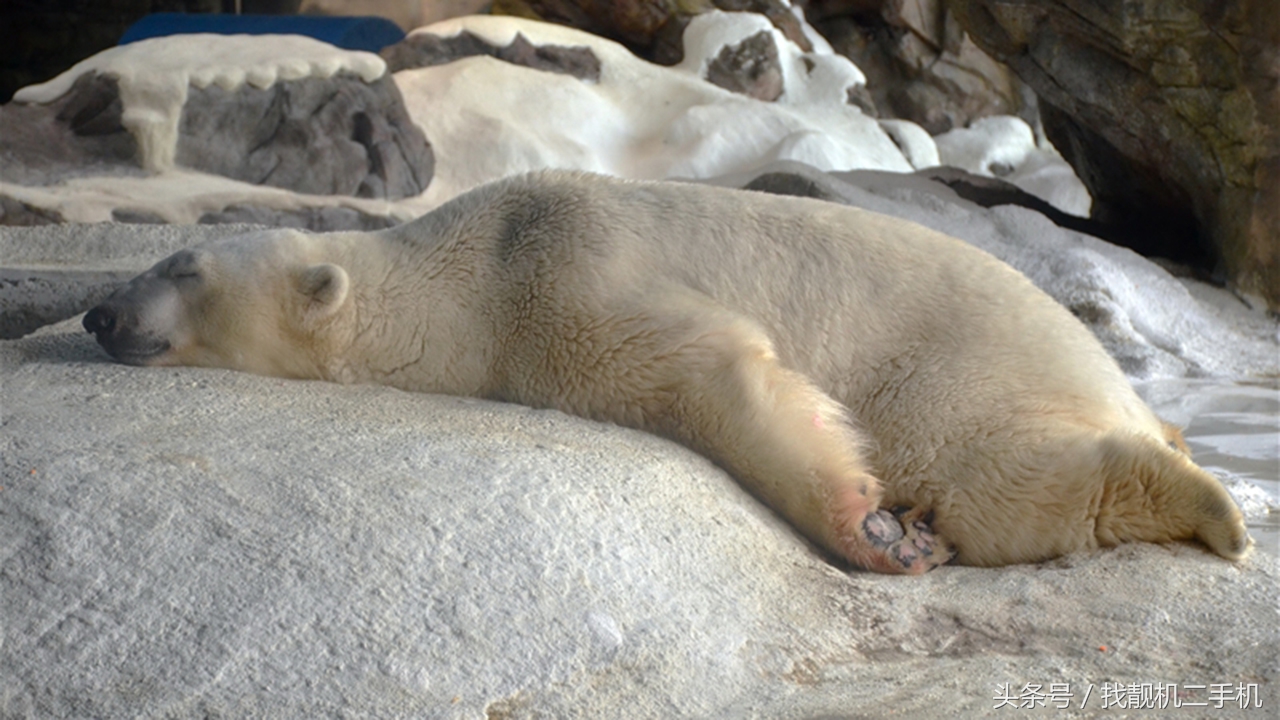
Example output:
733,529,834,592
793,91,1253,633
82,283,178,365
83,305,116,338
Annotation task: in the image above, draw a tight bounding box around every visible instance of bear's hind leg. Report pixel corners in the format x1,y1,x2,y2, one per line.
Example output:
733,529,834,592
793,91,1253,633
532,290,953,574
672,345,951,574
1095,430,1252,560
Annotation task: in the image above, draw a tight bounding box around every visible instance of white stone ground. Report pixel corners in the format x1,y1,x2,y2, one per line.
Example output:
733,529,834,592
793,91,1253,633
2,319,1276,718
2,182,1277,717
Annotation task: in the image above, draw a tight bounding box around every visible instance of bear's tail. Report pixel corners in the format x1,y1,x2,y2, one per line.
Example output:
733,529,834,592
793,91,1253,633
1094,430,1252,561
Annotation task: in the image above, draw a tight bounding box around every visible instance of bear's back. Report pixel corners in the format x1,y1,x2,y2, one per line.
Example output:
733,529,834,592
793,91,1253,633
393,171,1164,447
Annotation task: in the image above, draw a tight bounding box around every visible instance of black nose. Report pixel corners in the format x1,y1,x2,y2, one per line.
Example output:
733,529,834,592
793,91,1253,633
83,305,115,336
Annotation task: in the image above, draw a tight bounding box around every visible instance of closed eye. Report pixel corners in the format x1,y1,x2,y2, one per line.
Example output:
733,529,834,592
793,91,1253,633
167,250,205,280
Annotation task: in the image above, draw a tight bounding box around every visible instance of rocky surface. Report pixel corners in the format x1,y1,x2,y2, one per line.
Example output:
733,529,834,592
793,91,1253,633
946,0,1280,311
175,71,432,200
1,162,1275,716
703,28,785,101
491,0,813,66
704,161,1278,380
0,68,433,202
382,29,602,81
2,314,1275,718
0,72,142,187
808,0,1032,134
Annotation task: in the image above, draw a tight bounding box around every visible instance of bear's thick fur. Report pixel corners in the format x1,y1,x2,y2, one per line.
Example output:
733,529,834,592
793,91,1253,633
84,171,1251,572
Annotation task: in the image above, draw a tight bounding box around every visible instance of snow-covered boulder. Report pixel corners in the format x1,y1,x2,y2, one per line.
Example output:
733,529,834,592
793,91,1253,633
934,115,1091,217
393,13,913,208
2,34,433,206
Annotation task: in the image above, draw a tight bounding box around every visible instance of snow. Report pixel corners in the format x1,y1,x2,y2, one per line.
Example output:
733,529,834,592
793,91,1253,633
12,34,385,173
397,13,911,208
0,170,405,225
4,13,1089,223
675,11,865,107
877,119,941,170
934,115,1092,217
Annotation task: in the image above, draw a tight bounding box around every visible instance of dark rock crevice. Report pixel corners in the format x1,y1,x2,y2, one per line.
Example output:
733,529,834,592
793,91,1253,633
945,0,1279,310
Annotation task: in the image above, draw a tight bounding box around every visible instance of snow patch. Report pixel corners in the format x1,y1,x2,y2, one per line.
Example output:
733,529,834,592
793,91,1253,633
877,119,940,170
0,171,404,226
934,115,1091,217
396,14,909,209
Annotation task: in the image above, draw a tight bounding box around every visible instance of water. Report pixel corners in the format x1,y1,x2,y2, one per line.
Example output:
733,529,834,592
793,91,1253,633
1137,378,1280,556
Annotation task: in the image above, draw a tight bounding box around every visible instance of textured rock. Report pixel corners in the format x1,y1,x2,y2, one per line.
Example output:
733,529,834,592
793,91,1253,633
1,212,1275,713
175,72,432,200
0,72,140,187
933,114,1091,216
946,0,1280,311
491,0,812,66
197,203,399,231
0,67,434,206
381,29,602,81
0,268,136,340
808,0,1031,133
704,29,784,101
0,195,65,226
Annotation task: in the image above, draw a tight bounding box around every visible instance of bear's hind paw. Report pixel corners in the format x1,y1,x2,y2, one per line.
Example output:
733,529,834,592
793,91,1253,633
857,507,954,574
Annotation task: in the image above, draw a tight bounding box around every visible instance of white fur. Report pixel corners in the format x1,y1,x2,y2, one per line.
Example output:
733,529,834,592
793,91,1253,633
92,171,1250,569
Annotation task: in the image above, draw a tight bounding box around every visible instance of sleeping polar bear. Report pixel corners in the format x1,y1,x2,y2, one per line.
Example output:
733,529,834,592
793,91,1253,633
83,171,1250,573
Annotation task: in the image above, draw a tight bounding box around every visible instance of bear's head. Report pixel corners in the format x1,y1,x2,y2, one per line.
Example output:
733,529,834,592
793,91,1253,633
83,230,351,379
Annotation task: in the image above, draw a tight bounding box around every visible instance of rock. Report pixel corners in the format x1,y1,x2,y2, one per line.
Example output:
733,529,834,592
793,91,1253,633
705,160,1279,379
2,174,1274,713
704,29,784,101
197,204,399,231
946,0,1280,311
0,268,136,340
175,72,433,200
0,195,65,226
0,73,140,187
2,34,435,210
933,115,1090,216
491,0,812,66
381,29,602,81
807,0,1031,134
877,118,939,168
391,15,909,209
920,166,1114,246
1,16,912,227
1,313,1275,716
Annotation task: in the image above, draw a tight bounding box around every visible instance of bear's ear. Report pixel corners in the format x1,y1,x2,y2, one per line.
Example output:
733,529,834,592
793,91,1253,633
295,263,350,325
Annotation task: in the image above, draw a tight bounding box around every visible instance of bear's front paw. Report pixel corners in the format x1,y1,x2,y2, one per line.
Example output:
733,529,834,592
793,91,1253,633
861,506,954,574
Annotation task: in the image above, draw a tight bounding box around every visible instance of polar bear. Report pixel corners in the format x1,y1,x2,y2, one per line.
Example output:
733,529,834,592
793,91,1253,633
82,171,1251,572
